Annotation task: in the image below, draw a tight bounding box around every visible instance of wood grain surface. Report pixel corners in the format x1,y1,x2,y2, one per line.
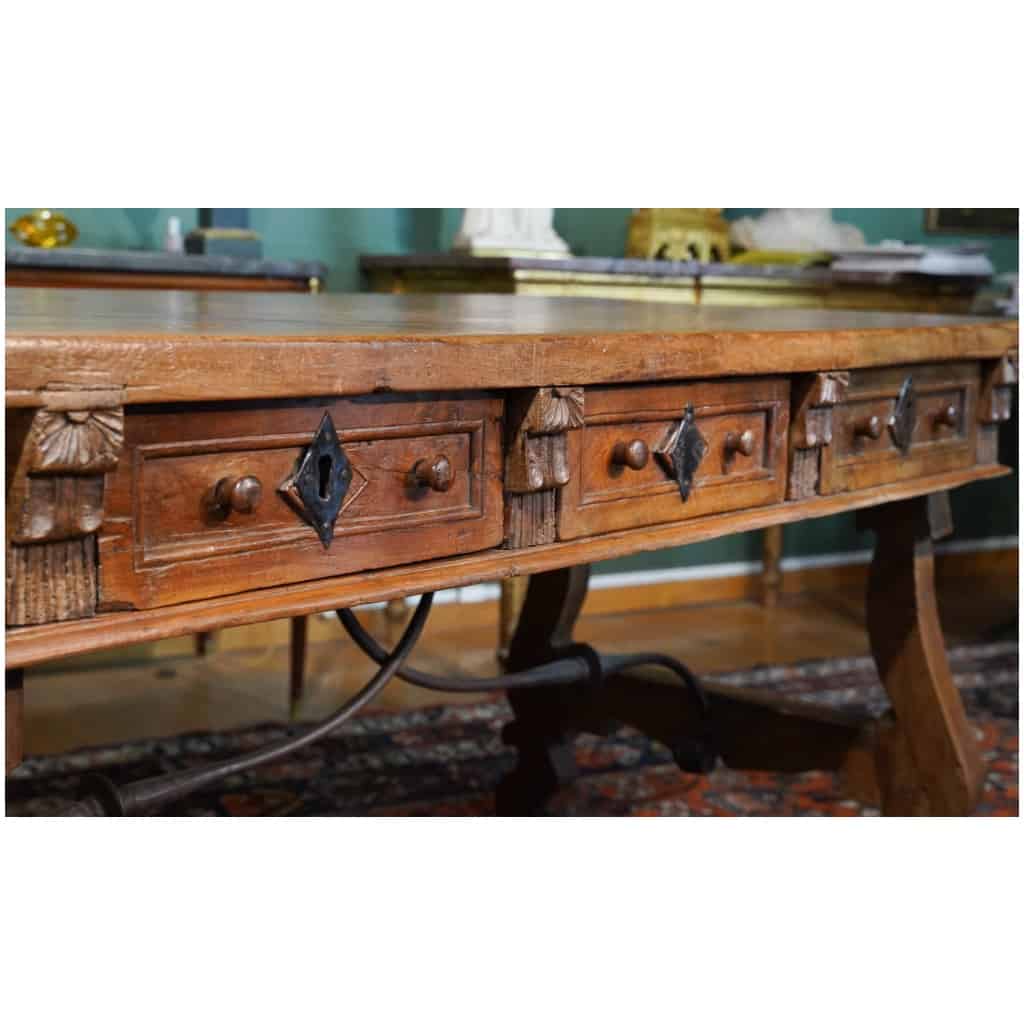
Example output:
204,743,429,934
822,362,979,494
6,289,1016,405
860,494,986,814
559,378,788,539
99,392,504,609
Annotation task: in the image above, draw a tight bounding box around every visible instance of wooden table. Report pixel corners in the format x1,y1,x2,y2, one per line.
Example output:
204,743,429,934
6,248,328,703
5,289,1017,815
362,253,993,622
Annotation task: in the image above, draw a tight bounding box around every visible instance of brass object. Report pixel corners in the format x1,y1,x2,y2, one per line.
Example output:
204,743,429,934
211,476,263,516
627,208,731,263
412,455,454,493
889,378,917,455
728,249,829,267
724,429,756,458
612,439,649,471
855,415,883,440
10,209,78,248
933,405,959,430
655,404,707,502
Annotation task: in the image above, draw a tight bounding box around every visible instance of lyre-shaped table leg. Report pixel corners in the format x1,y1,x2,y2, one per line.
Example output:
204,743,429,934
859,493,985,815
496,566,591,815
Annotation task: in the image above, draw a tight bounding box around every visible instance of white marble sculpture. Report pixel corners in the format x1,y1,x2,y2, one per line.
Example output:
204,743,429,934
729,209,866,253
453,208,571,258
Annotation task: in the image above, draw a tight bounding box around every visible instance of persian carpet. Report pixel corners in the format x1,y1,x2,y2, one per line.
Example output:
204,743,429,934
6,642,1018,816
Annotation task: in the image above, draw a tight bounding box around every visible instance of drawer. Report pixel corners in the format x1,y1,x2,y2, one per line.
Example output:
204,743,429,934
558,379,789,539
820,362,979,495
98,393,504,609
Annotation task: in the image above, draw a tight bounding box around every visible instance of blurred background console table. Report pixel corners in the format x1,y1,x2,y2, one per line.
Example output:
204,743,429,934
7,246,326,293
4,290,1016,815
360,253,988,313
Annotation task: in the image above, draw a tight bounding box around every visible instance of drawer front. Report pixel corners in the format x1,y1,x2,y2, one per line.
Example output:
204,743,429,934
99,393,503,609
821,362,978,494
558,379,789,539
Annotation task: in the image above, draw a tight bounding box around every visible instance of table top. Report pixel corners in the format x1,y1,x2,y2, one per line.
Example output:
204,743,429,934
7,245,327,281
6,288,1016,405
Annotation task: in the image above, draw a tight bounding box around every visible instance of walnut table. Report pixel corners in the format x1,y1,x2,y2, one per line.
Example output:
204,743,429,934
5,290,1017,815
362,252,993,624
7,244,329,700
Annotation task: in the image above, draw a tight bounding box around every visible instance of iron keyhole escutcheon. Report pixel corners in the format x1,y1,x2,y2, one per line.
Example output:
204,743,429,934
889,376,916,455
278,413,354,549
655,403,708,502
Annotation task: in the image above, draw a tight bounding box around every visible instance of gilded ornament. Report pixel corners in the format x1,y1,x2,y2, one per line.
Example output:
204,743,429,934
10,209,78,248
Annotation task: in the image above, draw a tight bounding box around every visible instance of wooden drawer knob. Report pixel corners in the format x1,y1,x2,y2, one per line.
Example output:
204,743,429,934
854,415,883,440
724,429,756,458
213,475,263,515
412,455,454,492
612,439,650,471
934,404,959,429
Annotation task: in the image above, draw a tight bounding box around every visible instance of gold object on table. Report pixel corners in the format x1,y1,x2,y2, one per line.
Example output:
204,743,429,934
728,249,830,267
10,209,78,248
627,208,731,262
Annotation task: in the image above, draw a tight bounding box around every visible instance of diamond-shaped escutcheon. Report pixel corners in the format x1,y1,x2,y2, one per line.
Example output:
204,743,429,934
888,376,916,455
278,413,353,549
654,403,707,502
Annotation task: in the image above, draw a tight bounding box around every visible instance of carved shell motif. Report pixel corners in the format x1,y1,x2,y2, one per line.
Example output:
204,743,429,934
524,386,585,435
814,371,850,407
29,408,124,474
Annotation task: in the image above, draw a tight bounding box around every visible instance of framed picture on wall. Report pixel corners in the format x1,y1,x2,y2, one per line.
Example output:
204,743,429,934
925,208,1018,235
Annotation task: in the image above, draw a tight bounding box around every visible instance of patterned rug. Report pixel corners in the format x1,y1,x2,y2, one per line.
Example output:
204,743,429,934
6,642,1018,816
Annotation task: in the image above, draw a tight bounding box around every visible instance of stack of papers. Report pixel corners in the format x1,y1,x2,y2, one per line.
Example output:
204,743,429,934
830,243,993,277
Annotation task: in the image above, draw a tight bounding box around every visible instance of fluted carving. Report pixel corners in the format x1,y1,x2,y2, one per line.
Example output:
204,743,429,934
787,371,849,498
6,392,123,625
504,386,584,547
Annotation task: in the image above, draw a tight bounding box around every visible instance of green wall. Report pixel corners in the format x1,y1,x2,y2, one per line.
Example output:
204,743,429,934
8,207,1016,575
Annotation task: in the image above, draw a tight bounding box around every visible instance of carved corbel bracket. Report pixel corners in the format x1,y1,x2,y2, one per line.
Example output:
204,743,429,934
504,386,584,547
787,371,849,499
977,351,1017,463
6,389,124,625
